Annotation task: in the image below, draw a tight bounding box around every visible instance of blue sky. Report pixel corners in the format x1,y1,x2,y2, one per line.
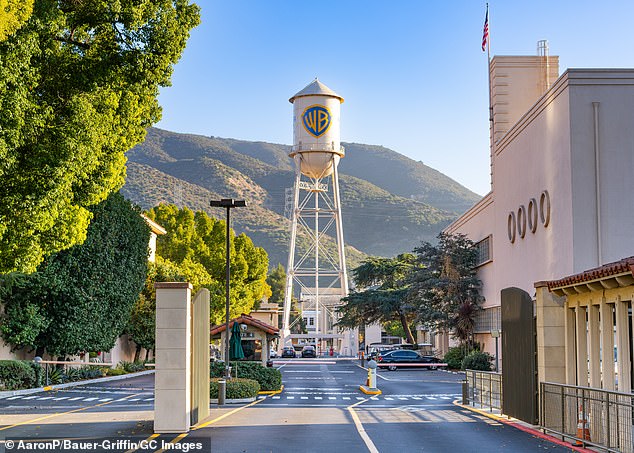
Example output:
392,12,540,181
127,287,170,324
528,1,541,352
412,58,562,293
156,1,634,196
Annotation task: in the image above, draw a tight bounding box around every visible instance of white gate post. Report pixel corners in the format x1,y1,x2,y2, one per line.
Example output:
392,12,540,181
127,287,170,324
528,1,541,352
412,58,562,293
154,282,192,433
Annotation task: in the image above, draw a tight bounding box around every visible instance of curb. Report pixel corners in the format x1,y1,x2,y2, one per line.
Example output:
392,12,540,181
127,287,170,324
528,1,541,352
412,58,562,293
258,385,284,395
0,369,155,398
453,401,594,453
359,385,381,395
210,397,256,404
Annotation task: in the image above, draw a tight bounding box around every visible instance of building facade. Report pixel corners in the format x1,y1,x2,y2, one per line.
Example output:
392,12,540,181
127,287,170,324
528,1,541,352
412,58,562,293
445,52,634,371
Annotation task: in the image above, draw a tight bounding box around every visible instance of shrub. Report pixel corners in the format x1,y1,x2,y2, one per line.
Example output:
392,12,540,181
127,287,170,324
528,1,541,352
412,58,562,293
0,360,37,390
211,361,282,391
118,361,146,373
105,368,127,376
443,347,467,370
210,378,260,399
77,366,105,380
461,351,493,371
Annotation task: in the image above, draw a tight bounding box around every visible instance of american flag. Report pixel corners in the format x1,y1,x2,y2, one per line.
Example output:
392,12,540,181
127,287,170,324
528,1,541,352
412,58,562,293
481,6,489,51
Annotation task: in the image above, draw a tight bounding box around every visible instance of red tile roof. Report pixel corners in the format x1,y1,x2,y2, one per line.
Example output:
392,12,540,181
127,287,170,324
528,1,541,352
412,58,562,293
210,313,280,336
547,256,634,291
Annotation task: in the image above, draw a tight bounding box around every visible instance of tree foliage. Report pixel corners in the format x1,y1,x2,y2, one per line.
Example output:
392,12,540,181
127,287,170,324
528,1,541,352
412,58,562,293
146,204,271,324
0,192,150,357
337,254,417,344
0,0,32,40
126,258,185,360
0,0,200,273
408,233,483,344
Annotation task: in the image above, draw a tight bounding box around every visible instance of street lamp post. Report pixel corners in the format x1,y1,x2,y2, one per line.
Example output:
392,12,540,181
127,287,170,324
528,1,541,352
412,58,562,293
210,199,246,382
491,329,500,372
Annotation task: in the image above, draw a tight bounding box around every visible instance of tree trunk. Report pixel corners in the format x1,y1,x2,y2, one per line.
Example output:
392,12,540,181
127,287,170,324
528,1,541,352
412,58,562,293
133,345,141,362
399,312,416,345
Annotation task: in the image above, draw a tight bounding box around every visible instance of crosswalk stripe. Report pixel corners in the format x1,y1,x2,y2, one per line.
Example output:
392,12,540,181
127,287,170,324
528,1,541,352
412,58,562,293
98,398,113,402
314,397,322,400
128,398,141,401
22,396,38,400
328,397,336,400
144,398,154,401
6,396,24,400
83,398,98,401
286,396,294,400
52,397,70,401
300,397,308,400
68,397,84,401
384,397,393,400
38,397,54,400
343,397,350,400
272,396,280,399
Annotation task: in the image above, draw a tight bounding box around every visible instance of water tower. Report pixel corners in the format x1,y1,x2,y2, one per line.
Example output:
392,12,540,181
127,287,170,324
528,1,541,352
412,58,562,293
281,79,355,355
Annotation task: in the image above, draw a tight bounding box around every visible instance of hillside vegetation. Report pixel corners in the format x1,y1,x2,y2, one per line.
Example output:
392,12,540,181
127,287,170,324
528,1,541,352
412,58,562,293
122,128,481,267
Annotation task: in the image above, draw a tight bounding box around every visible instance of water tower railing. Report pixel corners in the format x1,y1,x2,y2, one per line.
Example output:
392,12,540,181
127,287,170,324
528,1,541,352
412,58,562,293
291,143,345,155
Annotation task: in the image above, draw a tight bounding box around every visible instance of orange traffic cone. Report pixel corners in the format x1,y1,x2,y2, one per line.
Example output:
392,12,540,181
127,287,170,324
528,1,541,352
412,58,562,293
575,404,591,446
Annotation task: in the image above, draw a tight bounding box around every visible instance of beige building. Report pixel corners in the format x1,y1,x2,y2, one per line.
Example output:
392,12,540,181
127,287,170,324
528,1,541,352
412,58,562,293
445,48,634,377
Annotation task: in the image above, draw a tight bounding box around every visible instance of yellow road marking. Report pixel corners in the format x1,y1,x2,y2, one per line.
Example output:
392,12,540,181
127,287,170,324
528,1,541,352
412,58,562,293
193,397,267,430
0,392,145,432
347,398,380,453
154,432,188,453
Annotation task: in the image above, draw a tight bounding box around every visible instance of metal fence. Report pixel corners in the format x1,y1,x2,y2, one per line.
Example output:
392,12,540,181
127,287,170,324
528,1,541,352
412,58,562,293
465,369,503,412
541,382,634,452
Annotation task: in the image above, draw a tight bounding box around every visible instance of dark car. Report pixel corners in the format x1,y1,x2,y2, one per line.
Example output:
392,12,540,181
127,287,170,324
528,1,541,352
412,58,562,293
377,349,445,371
281,346,296,358
301,345,317,358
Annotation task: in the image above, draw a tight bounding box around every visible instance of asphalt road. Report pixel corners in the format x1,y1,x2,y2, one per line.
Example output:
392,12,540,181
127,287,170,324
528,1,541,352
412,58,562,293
0,360,581,452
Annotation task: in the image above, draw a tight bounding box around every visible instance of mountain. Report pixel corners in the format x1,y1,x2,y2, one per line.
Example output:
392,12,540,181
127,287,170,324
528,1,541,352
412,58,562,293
122,128,481,268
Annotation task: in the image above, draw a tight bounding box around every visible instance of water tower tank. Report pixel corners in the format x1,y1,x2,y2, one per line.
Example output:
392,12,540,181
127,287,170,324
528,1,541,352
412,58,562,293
289,79,344,179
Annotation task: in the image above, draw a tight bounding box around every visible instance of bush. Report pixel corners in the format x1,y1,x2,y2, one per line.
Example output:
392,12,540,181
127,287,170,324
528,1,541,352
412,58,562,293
118,361,146,373
211,361,282,391
443,347,467,370
0,360,37,390
105,368,127,376
210,378,260,399
461,351,493,371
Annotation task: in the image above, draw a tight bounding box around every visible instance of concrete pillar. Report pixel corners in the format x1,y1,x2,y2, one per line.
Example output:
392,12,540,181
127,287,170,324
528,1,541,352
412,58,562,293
575,305,589,387
600,299,615,390
154,282,192,433
615,297,631,392
564,305,577,385
534,283,566,384
587,304,601,387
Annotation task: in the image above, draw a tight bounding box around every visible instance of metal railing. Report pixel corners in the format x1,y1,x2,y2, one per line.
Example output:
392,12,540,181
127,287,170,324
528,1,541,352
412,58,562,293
540,382,633,452
465,369,503,412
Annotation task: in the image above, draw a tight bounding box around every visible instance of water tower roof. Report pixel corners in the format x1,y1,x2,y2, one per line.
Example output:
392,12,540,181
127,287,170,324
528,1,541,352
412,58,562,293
289,78,344,104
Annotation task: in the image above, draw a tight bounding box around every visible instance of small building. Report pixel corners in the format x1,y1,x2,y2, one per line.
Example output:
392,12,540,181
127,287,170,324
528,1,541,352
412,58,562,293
536,256,634,392
210,314,279,366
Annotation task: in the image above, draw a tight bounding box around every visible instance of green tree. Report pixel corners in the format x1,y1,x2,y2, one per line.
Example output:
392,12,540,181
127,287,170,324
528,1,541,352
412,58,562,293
0,0,200,273
146,204,271,324
126,258,185,361
0,192,150,357
337,254,417,344
409,233,483,346
0,0,32,40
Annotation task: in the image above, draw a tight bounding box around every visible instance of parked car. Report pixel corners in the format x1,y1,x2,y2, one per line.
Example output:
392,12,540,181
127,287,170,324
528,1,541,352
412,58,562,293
270,348,278,358
377,349,445,371
281,346,296,358
301,345,317,358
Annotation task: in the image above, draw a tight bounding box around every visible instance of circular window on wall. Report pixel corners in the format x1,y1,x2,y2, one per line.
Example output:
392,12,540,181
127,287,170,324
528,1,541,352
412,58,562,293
540,190,551,227
517,205,527,238
528,198,538,233
507,212,516,243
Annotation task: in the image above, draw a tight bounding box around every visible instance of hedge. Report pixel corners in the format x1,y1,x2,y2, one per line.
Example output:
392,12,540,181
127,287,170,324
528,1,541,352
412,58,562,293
0,360,37,390
462,351,493,371
211,361,282,391
210,378,260,399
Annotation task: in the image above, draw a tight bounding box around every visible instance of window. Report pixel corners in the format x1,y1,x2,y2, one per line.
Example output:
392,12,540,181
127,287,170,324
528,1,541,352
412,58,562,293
309,317,314,326
473,306,501,333
475,235,492,266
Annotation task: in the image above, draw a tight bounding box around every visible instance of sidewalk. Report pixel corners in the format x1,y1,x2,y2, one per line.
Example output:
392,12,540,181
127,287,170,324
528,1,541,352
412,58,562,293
454,401,595,453
0,369,155,398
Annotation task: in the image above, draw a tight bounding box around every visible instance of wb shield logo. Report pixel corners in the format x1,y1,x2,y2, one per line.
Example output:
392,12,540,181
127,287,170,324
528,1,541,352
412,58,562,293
302,105,331,137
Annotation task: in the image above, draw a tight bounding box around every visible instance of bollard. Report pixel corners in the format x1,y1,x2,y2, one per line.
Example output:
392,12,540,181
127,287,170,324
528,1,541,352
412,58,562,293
359,351,365,368
367,360,377,389
218,379,226,406
462,380,469,405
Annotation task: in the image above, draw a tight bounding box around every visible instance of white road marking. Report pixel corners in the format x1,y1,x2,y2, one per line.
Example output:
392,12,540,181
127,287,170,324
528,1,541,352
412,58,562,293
83,398,98,401
52,397,70,401
98,398,113,402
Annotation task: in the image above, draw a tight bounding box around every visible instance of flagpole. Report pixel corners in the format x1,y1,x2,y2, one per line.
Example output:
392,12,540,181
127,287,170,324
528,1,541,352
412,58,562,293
485,3,494,189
